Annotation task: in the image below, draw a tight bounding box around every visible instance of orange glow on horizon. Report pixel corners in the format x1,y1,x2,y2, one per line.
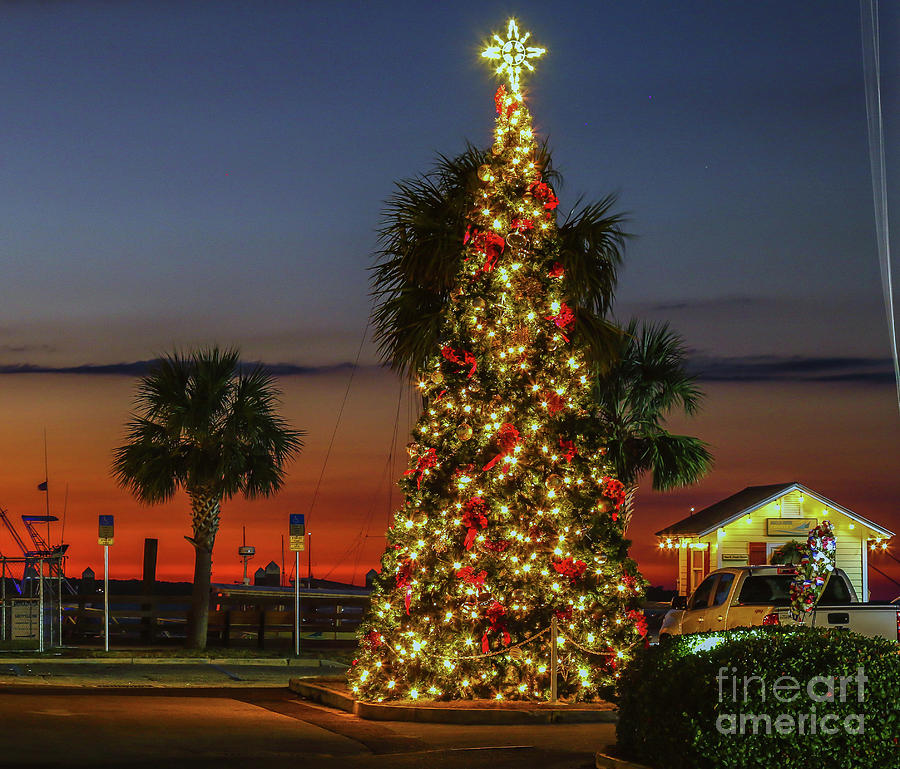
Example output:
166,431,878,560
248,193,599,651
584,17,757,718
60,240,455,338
1,374,898,598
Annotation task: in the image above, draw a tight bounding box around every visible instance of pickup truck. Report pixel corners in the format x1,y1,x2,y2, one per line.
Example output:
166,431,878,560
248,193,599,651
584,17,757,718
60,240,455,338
659,566,900,642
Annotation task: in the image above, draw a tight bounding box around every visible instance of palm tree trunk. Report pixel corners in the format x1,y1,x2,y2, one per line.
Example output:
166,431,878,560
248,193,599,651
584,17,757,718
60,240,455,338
186,493,220,650
621,484,638,535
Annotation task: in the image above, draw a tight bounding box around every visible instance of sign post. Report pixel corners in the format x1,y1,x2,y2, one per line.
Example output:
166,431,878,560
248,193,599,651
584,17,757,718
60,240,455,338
289,514,305,657
38,559,44,652
98,515,114,652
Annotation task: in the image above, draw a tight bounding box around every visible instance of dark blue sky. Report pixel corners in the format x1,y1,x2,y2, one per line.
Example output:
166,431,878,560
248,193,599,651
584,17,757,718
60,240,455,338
2,0,897,369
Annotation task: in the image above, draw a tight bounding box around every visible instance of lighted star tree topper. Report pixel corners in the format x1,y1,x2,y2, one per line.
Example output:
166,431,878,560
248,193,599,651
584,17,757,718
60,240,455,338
350,19,646,704
482,18,546,94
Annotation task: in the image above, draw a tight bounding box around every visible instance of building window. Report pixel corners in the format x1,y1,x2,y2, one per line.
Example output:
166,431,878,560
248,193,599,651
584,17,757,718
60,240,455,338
748,542,768,565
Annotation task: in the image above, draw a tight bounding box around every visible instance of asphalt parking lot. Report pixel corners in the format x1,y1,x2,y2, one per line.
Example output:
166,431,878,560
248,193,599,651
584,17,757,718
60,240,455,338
0,686,614,769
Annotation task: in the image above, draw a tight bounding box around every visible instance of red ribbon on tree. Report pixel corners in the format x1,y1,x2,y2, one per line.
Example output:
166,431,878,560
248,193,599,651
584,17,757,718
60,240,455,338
552,557,588,582
404,447,437,489
511,217,534,232
544,391,565,415
600,477,626,510
481,600,511,653
528,180,559,212
483,423,520,471
441,345,478,378
494,85,507,114
545,302,575,342
559,438,577,463
470,230,506,274
363,630,383,650
548,262,565,279
395,558,416,615
627,609,649,638
482,538,511,553
462,496,489,551
452,464,477,482
456,566,487,589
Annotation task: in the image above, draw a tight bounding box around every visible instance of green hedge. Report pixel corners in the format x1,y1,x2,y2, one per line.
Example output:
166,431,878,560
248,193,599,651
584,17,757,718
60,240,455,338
617,627,900,769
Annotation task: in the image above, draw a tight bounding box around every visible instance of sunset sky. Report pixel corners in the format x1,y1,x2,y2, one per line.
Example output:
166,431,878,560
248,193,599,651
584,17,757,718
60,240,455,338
1,2,898,596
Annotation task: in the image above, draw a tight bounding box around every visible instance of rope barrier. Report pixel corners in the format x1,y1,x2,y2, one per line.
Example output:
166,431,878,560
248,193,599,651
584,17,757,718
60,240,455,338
441,625,551,660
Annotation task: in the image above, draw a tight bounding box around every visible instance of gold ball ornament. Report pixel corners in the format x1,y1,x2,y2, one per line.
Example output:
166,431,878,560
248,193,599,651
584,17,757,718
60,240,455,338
431,370,444,385
472,297,487,312
456,423,473,441
512,588,525,602
478,164,493,182
492,141,504,156
406,442,420,457
547,474,563,491
506,231,528,250
508,646,524,660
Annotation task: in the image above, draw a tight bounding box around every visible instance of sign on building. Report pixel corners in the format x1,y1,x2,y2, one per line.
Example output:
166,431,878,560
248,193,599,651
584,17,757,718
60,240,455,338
766,518,817,537
10,601,38,640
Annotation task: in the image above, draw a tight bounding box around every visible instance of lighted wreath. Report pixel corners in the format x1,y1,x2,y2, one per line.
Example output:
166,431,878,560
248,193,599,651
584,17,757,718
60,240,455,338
789,520,836,619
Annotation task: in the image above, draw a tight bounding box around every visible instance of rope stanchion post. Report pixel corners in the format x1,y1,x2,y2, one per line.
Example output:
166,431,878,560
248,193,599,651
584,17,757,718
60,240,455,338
550,615,558,704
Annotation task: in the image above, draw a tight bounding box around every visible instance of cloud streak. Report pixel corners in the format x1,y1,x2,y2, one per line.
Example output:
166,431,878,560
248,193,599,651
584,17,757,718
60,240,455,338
1,355,894,385
0,360,382,377
689,355,895,384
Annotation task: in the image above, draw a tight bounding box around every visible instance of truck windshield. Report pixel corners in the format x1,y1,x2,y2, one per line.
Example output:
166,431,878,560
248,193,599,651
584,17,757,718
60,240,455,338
737,574,852,605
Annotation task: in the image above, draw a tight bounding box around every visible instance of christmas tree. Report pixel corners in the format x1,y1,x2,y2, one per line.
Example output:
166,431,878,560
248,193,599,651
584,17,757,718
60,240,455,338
351,19,646,703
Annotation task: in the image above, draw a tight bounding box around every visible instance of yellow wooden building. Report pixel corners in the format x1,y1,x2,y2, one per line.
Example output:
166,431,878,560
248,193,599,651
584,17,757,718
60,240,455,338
656,482,894,599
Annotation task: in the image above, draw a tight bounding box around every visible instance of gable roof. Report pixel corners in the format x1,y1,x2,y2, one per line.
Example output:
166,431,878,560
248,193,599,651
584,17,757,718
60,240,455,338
655,482,894,538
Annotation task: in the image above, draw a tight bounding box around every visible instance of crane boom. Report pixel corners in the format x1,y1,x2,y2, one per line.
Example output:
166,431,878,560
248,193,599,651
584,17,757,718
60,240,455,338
0,506,29,555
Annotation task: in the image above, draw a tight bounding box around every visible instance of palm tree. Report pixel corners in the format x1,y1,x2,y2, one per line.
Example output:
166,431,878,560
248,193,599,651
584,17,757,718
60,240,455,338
593,320,713,532
370,143,628,375
112,347,304,649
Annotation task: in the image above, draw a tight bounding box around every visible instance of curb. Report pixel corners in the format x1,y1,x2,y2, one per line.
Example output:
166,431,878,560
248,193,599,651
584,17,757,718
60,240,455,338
289,678,619,725
595,752,653,769
0,657,347,668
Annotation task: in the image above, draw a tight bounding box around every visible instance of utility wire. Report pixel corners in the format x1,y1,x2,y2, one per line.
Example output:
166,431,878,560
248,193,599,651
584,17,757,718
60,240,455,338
860,0,900,413
305,318,371,574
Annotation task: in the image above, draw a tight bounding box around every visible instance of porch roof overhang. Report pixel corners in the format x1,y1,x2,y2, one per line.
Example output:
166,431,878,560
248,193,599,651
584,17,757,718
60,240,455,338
655,482,894,540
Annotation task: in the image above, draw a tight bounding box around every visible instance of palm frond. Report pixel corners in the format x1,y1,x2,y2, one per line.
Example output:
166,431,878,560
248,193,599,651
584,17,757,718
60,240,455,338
371,284,447,377
572,312,624,371
643,434,714,491
370,146,488,373
592,319,712,493
622,320,704,418
111,418,184,504
112,347,303,504
557,195,629,316
224,364,305,498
